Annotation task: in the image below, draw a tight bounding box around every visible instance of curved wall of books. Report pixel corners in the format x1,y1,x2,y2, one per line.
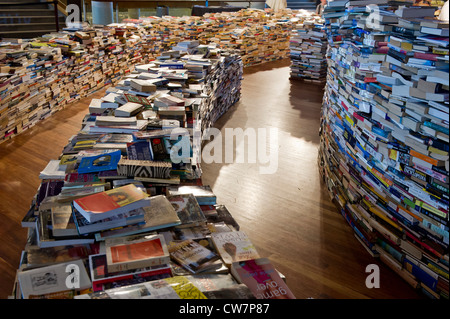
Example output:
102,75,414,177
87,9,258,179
318,1,449,299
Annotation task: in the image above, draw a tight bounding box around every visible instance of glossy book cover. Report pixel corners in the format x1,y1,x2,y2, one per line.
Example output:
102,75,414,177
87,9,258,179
74,184,148,214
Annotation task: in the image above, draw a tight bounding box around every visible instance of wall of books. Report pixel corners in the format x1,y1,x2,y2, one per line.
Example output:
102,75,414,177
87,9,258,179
0,8,294,145
319,0,449,299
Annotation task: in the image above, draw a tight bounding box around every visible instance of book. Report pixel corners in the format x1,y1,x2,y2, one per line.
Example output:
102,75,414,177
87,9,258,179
77,149,122,174
126,140,153,161
202,284,256,299
168,239,222,274
105,233,170,272
50,203,78,237
202,204,240,231
72,205,146,235
97,133,134,144
72,184,150,223
95,116,137,126
130,79,157,93
36,210,96,248
39,160,67,180
20,245,94,270
17,259,91,299
394,6,437,19
94,195,182,240
114,102,143,117
89,254,172,292
89,98,119,114
231,258,296,299
167,185,217,205
154,94,185,108
211,231,260,266
116,158,172,179
75,276,206,299
168,194,208,228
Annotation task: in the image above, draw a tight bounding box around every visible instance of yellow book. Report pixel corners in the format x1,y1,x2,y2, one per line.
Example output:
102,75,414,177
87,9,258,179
164,276,207,299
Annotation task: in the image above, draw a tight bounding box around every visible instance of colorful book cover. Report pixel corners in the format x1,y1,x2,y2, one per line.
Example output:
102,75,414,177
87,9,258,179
73,184,149,219
168,194,207,227
168,239,221,273
126,140,153,161
110,239,165,264
105,234,170,272
231,258,296,299
164,276,207,299
211,231,260,266
77,149,122,174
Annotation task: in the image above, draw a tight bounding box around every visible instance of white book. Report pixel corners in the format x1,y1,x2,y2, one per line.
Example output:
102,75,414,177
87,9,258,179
39,160,66,180
17,259,91,299
114,102,143,117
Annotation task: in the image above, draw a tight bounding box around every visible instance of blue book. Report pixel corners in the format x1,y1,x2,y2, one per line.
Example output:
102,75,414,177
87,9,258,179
77,150,122,174
126,141,153,161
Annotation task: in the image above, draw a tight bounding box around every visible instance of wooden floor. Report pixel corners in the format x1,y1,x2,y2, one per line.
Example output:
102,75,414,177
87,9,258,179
0,58,423,299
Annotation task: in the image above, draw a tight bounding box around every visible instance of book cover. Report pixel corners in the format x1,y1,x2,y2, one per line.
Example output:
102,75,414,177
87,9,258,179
126,140,153,161
94,195,182,240
37,210,96,248
17,259,91,299
231,258,296,299
76,276,206,299
51,203,78,237
211,231,260,266
202,204,240,231
168,239,221,274
167,185,217,205
73,184,149,223
77,149,122,174
89,254,172,292
105,234,170,272
203,284,256,299
168,194,207,228
72,206,146,235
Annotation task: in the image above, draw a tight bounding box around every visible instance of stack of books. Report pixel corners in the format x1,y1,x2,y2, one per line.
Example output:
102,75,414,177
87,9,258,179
290,10,328,83
140,8,295,68
14,43,295,300
319,0,449,299
1,9,295,145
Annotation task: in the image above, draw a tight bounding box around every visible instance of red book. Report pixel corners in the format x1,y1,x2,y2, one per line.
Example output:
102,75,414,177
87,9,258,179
73,184,149,223
413,51,438,61
105,234,170,272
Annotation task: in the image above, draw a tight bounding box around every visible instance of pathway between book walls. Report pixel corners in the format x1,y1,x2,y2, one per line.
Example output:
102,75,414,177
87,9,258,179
200,58,423,299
